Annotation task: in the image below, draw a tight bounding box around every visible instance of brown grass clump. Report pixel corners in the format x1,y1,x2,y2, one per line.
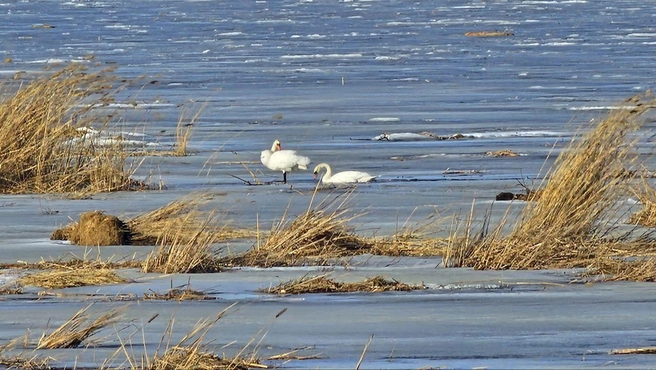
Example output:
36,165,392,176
143,280,211,301
140,196,232,273
262,274,424,295
628,179,656,227
18,254,131,289
141,305,264,370
0,354,53,369
447,94,654,270
52,211,130,246
486,149,519,157
224,193,370,268
51,194,250,247
21,267,127,289
129,193,250,246
369,234,448,257
171,106,202,157
35,304,124,349
0,64,145,195
0,282,23,295
610,347,656,355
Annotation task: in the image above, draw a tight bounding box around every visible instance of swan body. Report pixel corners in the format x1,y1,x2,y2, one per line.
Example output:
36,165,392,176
260,140,311,183
313,163,376,184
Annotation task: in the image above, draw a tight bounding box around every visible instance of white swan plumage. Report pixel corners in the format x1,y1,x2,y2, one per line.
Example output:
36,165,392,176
313,163,376,184
260,139,311,184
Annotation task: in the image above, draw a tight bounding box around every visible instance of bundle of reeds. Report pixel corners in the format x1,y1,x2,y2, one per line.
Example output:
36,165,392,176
262,274,424,294
448,94,655,271
36,304,123,349
226,193,370,267
0,64,141,194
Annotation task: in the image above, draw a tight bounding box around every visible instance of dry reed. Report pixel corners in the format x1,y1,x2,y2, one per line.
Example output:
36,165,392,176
628,177,656,227
129,193,250,246
171,106,202,157
447,94,655,271
143,280,211,301
224,192,370,268
140,305,264,370
610,347,656,355
21,267,127,289
52,211,131,246
0,354,53,369
17,254,134,289
35,304,124,349
0,64,145,194
0,282,23,295
262,273,424,294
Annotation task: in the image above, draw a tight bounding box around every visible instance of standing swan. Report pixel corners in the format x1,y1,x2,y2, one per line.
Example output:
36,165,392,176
313,163,376,184
260,140,311,184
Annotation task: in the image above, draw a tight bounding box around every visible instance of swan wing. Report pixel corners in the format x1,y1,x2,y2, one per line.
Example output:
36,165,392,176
268,150,311,172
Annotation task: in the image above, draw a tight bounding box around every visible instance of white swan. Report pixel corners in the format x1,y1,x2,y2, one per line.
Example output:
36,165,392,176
260,139,311,184
313,163,376,184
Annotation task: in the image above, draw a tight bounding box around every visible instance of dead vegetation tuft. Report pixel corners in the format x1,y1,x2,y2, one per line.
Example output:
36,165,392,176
35,304,124,349
262,274,425,294
140,305,265,370
139,196,237,273
465,31,513,37
486,149,519,157
21,266,127,289
143,280,211,301
0,354,53,370
628,179,656,228
446,94,656,278
0,64,147,195
0,282,23,295
52,211,130,246
17,254,133,289
223,192,371,268
51,193,251,248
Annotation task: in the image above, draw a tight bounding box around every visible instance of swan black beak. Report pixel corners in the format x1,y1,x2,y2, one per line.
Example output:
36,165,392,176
313,172,318,179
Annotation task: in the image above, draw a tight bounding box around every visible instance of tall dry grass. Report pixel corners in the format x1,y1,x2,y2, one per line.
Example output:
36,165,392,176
447,94,655,271
0,64,143,194
172,105,203,157
104,304,264,370
138,193,246,273
35,304,124,349
225,191,370,267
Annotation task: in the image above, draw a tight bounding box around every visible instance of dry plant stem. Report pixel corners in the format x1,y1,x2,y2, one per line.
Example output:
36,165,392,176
355,335,374,370
173,105,203,156
36,304,124,349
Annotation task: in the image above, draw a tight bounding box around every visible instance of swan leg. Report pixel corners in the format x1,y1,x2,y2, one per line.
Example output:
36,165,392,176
283,171,287,184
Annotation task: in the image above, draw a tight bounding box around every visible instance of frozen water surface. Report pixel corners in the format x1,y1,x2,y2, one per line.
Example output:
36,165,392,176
1,0,656,368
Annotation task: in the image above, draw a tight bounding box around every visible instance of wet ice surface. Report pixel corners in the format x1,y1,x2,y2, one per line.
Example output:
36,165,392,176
2,0,656,368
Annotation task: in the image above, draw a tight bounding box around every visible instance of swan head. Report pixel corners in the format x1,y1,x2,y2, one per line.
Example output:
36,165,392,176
312,163,327,179
271,140,282,152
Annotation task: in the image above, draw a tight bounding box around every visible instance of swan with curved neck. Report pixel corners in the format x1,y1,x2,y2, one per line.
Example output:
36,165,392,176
260,139,311,184
313,163,376,184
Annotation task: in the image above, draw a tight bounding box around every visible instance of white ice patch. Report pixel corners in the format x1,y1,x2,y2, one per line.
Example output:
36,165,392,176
468,130,564,138
281,53,363,59
71,127,161,149
368,117,401,122
373,132,431,141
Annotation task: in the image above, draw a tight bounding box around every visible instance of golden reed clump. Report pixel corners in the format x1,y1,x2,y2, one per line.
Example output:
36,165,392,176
447,94,656,275
0,64,141,194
